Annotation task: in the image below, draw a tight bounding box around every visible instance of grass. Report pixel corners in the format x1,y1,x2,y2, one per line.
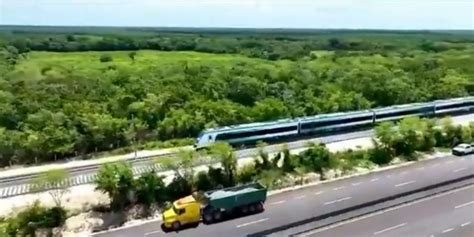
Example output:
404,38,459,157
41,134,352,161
12,50,283,80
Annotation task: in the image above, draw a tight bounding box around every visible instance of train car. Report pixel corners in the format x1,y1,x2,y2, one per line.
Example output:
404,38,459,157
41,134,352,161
373,103,435,123
299,110,375,135
434,96,474,115
194,119,299,150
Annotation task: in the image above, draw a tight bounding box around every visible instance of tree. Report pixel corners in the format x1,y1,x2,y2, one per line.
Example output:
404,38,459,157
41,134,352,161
99,54,113,63
209,143,237,187
298,143,334,180
128,51,137,62
31,169,70,207
135,170,166,208
95,162,134,211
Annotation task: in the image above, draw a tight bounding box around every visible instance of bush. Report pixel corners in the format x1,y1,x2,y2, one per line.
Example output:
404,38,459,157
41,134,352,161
237,163,257,184
165,176,193,200
95,162,135,211
194,171,213,191
368,145,393,165
4,201,66,237
99,54,113,62
135,171,166,206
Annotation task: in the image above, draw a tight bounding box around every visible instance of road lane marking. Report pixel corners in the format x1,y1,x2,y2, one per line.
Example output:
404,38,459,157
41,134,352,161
442,228,454,233
461,222,471,227
395,180,416,187
373,223,407,235
351,182,362,186
299,185,474,237
270,200,286,205
144,230,163,236
371,178,379,182
314,191,324,196
236,218,269,228
295,195,306,200
333,186,346,191
324,196,352,205
455,200,474,209
453,168,467,173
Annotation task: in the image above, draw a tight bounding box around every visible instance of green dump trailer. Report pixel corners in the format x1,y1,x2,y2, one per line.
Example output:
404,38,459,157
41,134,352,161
201,182,267,223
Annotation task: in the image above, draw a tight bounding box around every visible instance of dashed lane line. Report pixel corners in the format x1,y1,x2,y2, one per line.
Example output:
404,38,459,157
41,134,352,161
373,223,407,235
395,180,416,188
454,200,474,209
236,218,269,228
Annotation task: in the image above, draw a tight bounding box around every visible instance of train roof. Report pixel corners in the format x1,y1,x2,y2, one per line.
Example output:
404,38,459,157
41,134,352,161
202,118,297,133
433,96,474,105
299,109,373,122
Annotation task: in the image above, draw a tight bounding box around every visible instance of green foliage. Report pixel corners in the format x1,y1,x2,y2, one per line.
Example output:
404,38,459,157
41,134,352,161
95,162,134,211
0,28,473,167
4,201,66,237
237,163,257,184
135,170,166,207
209,143,237,187
99,54,113,62
297,143,335,179
31,168,70,207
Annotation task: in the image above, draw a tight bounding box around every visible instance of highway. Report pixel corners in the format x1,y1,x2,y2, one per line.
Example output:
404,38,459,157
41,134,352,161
300,185,474,237
1,113,472,198
92,154,474,237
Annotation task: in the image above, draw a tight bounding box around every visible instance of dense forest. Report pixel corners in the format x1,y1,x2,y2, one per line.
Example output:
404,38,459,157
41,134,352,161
0,26,473,166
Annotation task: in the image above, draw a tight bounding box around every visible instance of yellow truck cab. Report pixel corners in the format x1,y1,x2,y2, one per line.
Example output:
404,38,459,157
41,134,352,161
162,194,201,231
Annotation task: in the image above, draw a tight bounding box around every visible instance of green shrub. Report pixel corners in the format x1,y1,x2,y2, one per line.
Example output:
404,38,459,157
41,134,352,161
99,54,113,62
368,145,393,165
237,163,257,184
194,171,213,191
135,171,166,206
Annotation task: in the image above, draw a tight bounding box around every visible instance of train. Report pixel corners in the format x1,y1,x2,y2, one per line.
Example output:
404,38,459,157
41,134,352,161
194,96,474,150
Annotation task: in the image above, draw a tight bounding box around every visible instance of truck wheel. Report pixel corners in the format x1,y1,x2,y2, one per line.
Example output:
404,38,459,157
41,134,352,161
160,223,170,233
203,213,213,224
172,221,181,231
213,211,222,221
241,205,249,214
256,202,264,212
249,204,256,213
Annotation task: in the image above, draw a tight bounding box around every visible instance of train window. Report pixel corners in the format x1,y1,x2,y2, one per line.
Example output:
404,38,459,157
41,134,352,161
301,114,373,130
216,125,297,141
375,107,427,119
436,101,474,110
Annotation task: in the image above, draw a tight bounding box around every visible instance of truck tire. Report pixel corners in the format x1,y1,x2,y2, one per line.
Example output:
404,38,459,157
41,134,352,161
249,204,256,213
256,202,264,212
203,212,213,224
241,205,249,214
160,223,170,233
213,211,222,221
172,221,181,231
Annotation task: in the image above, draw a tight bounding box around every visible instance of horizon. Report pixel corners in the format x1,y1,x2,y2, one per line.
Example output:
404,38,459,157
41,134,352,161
1,0,473,30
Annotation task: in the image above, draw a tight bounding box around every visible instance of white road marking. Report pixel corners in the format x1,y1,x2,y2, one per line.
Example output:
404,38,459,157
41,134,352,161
298,185,474,237
333,186,346,191
144,230,163,236
371,178,379,182
236,218,269,228
295,195,306,200
461,222,471,227
461,158,466,161
455,200,474,209
373,223,407,235
351,182,362,186
324,196,352,205
442,228,454,233
395,180,416,187
314,191,324,196
270,200,286,205
453,168,467,173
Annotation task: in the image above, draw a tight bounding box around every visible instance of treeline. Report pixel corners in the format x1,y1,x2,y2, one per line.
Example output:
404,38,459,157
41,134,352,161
2,27,474,61
0,29,473,166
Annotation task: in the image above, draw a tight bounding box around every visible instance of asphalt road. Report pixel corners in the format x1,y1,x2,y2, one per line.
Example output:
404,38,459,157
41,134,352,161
92,154,474,237
301,185,474,237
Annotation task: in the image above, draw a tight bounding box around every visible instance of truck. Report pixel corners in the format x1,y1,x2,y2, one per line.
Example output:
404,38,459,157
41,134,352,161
161,182,267,231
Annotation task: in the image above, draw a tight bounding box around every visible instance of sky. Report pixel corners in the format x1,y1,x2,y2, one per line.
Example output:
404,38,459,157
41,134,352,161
0,0,473,29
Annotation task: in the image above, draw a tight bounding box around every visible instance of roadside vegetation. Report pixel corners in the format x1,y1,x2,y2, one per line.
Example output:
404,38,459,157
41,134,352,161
1,27,474,166
2,117,471,236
